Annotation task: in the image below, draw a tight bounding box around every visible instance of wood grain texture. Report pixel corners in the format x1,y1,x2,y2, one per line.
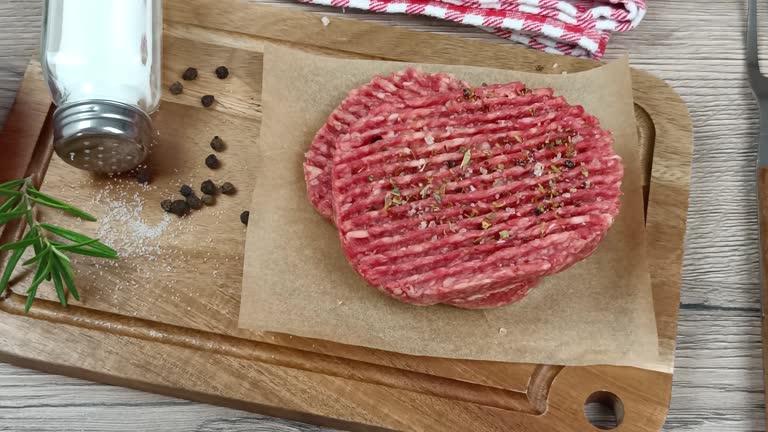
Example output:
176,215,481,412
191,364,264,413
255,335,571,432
0,1,689,429
0,2,756,432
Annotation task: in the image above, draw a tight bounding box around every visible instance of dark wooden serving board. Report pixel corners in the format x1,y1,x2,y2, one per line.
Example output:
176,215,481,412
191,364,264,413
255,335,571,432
0,0,693,430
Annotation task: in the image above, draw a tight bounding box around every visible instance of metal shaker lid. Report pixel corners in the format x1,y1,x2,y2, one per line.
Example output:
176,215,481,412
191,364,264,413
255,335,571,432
52,100,151,174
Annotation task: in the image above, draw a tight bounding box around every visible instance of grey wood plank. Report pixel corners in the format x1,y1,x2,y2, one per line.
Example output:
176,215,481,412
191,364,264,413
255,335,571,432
1,0,767,431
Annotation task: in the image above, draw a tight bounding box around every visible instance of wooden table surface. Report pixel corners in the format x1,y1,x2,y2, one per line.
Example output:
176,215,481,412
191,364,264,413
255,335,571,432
0,0,765,431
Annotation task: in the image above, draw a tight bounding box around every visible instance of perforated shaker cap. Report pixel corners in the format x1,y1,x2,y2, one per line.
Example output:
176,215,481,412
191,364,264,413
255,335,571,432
52,100,152,174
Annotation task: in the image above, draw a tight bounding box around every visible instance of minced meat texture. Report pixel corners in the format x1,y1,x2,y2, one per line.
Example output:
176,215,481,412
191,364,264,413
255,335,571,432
304,68,467,221
330,81,622,306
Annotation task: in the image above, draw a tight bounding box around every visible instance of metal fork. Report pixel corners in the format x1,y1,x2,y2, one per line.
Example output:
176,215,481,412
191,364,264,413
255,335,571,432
747,0,768,411
748,0,768,141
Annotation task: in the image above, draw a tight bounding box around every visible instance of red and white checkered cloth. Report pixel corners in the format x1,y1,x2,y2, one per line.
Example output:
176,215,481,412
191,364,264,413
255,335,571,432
301,0,647,59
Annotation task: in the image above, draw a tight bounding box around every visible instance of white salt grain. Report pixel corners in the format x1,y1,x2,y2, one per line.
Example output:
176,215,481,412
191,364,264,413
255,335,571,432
321,16,330,26
94,189,170,260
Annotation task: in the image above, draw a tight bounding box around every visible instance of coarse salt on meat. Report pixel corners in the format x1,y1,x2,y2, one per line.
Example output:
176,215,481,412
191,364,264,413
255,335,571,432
330,79,623,306
304,68,468,220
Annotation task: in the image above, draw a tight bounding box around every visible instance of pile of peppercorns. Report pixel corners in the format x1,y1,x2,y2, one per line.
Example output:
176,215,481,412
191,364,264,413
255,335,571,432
161,177,237,217
162,67,250,226
158,135,248,225
169,65,229,108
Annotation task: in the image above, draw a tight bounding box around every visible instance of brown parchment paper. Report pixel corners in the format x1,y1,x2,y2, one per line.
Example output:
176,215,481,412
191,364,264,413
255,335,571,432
240,44,664,371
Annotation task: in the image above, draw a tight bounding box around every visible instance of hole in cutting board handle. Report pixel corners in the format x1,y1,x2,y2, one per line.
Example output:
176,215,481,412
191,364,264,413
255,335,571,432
583,391,624,430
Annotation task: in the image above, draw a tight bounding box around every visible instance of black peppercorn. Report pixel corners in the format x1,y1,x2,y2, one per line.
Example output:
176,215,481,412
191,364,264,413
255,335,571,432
160,199,173,212
240,210,250,226
201,194,215,206
564,159,576,169
169,81,183,95
210,136,225,152
180,184,193,197
220,182,235,195
534,207,545,216
446,160,458,168
170,200,189,216
205,154,220,169
201,179,217,195
136,167,151,184
182,67,198,81
201,95,215,108
186,194,203,210
215,66,229,79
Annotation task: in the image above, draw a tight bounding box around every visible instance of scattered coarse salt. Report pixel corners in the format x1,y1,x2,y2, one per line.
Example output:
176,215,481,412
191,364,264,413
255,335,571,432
424,134,435,145
533,162,545,177
498,327,508,336
94,189,170,259
552,63,559,69
321,16,330,26
553,152,562,161
419,220,428,230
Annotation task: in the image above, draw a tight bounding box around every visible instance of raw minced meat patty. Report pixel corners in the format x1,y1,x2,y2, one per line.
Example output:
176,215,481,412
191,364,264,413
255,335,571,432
304,68,467,220
330,81,623,306
445,278,539,309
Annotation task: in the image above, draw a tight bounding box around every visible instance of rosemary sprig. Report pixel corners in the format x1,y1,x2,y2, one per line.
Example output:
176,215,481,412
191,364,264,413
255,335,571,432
0,177,118,312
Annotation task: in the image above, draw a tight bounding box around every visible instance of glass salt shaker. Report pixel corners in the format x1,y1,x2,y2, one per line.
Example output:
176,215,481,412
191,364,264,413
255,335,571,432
41,0,163,174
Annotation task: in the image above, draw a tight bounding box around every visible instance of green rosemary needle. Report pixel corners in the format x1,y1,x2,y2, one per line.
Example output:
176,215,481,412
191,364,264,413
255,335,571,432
0,177,118,312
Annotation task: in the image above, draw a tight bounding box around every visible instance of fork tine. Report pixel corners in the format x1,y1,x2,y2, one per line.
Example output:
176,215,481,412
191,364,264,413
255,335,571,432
748,0,761,73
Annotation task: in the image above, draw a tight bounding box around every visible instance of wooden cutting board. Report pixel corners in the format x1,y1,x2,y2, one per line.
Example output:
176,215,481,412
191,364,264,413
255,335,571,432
0,0,692,430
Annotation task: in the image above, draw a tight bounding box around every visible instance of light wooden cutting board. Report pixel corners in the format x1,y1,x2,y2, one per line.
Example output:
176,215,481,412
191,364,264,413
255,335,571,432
0,0,692,430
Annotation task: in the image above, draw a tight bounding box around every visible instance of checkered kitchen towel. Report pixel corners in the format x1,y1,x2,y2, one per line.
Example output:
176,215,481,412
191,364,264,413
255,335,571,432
302,0,647,58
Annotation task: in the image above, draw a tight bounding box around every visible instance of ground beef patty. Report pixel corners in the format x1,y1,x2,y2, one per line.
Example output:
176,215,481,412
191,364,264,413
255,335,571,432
446,278,539,309
331,81,623,306
304,68,467,220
